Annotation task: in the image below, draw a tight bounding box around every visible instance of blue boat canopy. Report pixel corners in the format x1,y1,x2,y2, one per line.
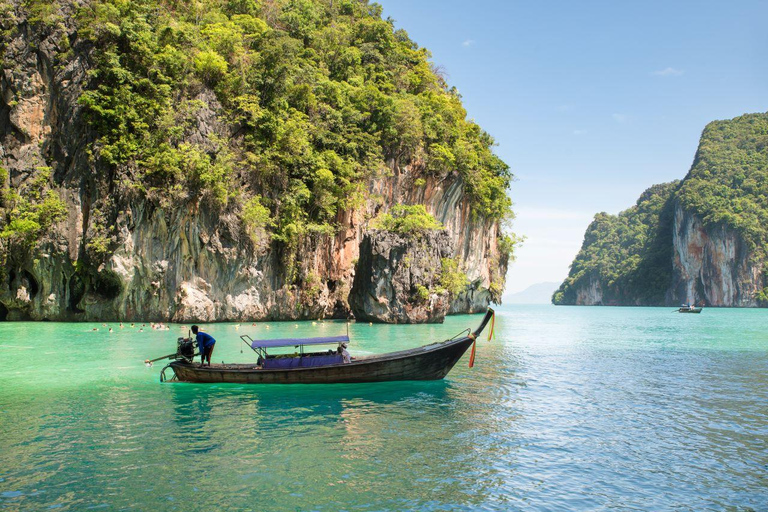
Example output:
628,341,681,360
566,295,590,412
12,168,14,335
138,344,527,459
250,335,350,349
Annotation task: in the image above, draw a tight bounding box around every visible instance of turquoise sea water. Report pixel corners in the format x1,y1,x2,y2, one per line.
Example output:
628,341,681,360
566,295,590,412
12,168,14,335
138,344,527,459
1,305,767,511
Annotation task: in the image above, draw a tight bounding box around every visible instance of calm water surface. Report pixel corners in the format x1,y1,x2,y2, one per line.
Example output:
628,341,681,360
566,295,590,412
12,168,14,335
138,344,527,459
1,305,767,511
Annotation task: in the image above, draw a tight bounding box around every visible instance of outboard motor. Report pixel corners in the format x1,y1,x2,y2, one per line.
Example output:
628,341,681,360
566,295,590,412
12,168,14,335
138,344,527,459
145,337,198,367
177,337,196,361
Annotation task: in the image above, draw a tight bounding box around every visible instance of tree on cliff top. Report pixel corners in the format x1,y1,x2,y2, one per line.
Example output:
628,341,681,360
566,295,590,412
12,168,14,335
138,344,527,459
676,112,768,260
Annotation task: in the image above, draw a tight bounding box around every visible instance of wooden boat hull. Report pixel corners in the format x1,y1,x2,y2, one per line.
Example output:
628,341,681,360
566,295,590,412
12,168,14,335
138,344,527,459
169,337,475,384
167,309,494,384
678,308,702,313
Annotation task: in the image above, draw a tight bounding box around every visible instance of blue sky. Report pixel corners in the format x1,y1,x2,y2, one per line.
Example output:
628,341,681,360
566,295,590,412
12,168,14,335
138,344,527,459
379,0,768,294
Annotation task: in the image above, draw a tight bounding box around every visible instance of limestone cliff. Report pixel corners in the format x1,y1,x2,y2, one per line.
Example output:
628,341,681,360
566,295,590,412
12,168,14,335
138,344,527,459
555,113,768,307
553,182,678,306
667,203,763,306
0,0,511,322
349,230,453,324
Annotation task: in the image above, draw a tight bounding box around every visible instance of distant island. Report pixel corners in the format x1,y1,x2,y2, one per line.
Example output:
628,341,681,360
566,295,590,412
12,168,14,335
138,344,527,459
554,112,768,307
0,0,517,323
506,282,560,304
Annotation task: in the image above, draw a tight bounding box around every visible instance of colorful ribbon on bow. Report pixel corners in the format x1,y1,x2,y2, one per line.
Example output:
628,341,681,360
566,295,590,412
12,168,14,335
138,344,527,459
468,334,477,368
487,310,496,341
469,310,496,368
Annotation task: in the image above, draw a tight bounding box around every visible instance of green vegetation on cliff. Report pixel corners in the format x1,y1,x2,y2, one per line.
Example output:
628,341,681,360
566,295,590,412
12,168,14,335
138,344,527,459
554,112,768,307
0,0,514,320
553,181,679,305
70,0,512,238
370,204,443,234
676,113,768,259
0,167,67,258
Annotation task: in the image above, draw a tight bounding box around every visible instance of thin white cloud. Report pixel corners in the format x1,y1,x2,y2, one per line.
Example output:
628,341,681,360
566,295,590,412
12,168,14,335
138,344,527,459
573,129,587,136
462,39,475,47
612,113,627,123
652,67,684,77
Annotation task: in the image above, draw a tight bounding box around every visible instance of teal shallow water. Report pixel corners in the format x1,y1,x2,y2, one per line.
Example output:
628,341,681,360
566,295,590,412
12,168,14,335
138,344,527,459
1,305,767,511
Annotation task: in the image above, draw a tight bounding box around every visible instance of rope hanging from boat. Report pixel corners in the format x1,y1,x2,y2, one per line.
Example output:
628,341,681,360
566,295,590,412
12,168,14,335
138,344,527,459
447,328,471,341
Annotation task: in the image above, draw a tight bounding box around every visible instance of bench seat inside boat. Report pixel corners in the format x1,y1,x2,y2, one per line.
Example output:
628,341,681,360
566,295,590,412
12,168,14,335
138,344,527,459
262,353,344,369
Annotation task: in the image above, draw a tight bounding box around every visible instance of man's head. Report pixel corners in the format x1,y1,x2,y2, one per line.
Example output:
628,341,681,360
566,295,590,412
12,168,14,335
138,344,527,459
191,325,199,334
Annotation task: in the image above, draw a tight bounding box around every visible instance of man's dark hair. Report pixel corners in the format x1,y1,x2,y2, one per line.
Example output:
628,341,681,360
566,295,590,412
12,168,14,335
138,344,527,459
191,325,199,334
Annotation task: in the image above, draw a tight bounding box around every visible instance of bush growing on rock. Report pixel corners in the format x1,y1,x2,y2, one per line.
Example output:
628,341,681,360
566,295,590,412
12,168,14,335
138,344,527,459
194,50,228,86
414,284,430,303
241,195,273,242
0,167,67,250
439,257,468,297
371,205,443,235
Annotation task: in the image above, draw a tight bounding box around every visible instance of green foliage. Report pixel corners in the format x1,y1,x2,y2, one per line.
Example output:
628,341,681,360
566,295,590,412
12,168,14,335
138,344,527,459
0,166,7,205
86,235,111,256
68,0,511,256
371,204,443,235
241,195,272,242
194,50,228,85
414,284,430,303
676,113,768,260
439,257,468,297
553,181,680,305
85,208,112,257
488,280,504,301
498,231,524,261
25,0,63,29
0,167,67,249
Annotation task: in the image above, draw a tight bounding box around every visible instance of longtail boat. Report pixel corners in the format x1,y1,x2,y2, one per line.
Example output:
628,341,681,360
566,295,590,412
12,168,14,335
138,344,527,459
676,305,703,313
152,308,495,384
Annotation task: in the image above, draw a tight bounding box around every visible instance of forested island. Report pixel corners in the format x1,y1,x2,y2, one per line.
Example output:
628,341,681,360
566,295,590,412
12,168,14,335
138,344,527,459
554,112,768,307
0,0,517,322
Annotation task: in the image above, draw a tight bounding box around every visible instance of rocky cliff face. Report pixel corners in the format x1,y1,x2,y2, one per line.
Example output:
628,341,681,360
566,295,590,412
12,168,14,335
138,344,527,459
557,201,765,308
349,230,452,323
574,276,603,306
555,113,768,307
369,162,505,315
0,2,508,322
668,203,763,306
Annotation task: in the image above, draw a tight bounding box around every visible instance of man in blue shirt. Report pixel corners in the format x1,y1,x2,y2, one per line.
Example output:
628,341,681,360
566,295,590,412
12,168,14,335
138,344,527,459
191,325,216,367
